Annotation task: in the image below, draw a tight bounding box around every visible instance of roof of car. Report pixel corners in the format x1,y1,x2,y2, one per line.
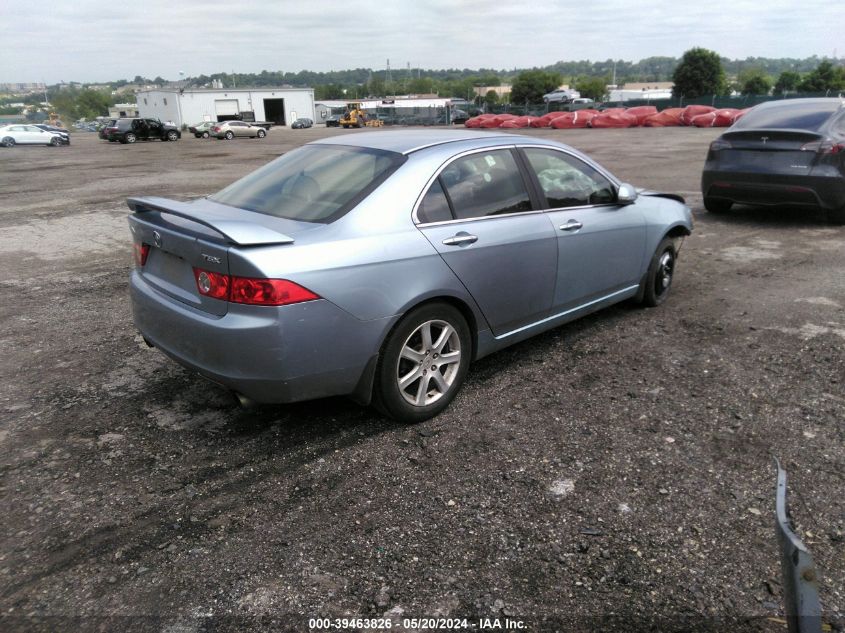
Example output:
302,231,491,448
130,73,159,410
751,97,844,111
311,130,542,155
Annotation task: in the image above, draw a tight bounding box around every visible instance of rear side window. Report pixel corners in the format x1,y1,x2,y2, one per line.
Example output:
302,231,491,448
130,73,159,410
438,149,532,220
211,145,406,223
734,102,839,132
417,179,453,223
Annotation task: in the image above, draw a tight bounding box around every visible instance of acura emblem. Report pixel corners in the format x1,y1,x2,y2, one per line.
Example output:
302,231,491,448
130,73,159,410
760,136,768,144
153,230,162,247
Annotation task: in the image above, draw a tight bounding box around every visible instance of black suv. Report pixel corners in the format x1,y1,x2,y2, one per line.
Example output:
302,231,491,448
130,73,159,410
103,118,181,144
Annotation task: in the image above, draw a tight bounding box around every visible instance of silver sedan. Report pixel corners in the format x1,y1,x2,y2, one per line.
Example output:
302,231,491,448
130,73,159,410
128,131,693,422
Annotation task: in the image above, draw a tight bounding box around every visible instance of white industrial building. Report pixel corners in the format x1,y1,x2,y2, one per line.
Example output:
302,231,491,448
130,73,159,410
136,87,315,127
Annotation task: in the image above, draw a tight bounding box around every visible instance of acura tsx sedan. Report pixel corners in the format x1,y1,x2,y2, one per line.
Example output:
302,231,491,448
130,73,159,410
702,98,845,224
128,131,692,422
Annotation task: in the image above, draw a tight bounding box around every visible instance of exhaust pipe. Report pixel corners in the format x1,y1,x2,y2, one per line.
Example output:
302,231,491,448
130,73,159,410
233,392,258,409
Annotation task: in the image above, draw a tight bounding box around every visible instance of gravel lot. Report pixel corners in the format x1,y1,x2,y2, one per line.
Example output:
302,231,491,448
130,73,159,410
1,126,843,633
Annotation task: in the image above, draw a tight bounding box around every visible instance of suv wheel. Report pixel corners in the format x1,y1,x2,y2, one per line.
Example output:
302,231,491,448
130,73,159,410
166,130,179,142
124,133,137,144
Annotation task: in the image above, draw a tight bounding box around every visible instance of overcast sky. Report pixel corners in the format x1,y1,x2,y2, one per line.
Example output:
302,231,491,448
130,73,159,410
1,0,841,84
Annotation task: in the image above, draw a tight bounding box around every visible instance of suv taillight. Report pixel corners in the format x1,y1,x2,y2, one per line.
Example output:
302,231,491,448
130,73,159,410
193,268,319,306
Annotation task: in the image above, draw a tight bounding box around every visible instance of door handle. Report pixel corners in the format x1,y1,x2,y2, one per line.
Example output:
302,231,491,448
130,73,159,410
559,220,583,232
442,234,478,246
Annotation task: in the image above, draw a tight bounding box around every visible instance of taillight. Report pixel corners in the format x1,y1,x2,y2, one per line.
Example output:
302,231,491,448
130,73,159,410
709,139,732,152
800,140,844,154
193,268,319,306
133,242,150,267
212,126,221,132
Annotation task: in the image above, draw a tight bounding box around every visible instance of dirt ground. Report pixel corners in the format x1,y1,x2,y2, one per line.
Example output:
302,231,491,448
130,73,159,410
0,126,843,633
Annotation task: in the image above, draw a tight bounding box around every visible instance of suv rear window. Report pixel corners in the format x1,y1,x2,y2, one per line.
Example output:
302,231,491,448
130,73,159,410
210,145,406,223
734,102,840,132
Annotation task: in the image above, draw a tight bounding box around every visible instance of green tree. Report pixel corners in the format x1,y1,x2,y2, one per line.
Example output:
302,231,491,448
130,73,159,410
672,47,726,98
738,68,771,95
511,69,562,104
575,76,608,101
484,90,499,106
773,70,801,94
798,60,845,92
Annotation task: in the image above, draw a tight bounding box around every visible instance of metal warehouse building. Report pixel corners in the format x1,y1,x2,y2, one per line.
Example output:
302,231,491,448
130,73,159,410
136,87,315,127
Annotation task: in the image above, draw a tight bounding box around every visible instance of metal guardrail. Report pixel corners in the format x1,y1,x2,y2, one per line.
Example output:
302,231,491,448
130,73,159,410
774,459,823,633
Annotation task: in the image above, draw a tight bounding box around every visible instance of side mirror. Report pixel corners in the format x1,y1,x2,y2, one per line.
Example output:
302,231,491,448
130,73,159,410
617,183,638,205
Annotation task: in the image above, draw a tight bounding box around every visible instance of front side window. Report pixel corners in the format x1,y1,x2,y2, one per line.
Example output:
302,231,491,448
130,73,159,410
523,148,615,208
438,149,532,220
211,144,405,223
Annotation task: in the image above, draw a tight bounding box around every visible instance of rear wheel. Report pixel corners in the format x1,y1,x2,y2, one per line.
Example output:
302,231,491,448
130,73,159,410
704,197,732,214
225,131,234,140
124,133,137,144
166,130,178,141
202,131,209,139
374,302,471,423
2,136,15,147
257,129,266,138
642,237,676,307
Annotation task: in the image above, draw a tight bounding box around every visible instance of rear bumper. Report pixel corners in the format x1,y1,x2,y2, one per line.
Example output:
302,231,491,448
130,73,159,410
702,169,845,210
130,270,394,403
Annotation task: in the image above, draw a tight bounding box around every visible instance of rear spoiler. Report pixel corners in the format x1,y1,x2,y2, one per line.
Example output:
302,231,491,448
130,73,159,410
127,196,295,246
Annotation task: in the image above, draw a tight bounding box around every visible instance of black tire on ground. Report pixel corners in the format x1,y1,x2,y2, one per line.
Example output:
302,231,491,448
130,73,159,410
225,131,234,140
642,237,677,307
49,137,61,146
2,136,15,147
257,129,266,138
202,131,209,138
828,205,845,225
704,197,732,214
194,133,202,138
374,302,471,423
125,133,137,144
166,130,179,141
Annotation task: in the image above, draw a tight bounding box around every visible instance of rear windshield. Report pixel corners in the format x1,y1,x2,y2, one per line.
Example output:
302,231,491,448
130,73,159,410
734,102,840,132
210,145,406,223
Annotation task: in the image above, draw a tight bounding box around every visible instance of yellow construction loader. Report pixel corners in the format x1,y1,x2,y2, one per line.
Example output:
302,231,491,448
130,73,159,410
340,103,383,128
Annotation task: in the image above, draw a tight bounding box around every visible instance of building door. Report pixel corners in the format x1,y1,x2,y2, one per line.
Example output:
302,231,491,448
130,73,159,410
263,98,286,125
215,99,239,121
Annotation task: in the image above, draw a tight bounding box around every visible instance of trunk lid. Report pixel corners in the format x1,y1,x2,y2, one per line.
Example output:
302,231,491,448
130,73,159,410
128,196,303,316
717,129,824,176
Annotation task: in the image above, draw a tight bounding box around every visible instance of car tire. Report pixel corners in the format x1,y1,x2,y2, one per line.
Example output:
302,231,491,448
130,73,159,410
642,237,676,307
374,302,471,423
194,133,202,138
125,133,137,144
828,205,845,225
166,130,179,142
202,131,210,139
49,137,61,146
2,136,15,147
257,129,266,138
704,197,732,214
225,131,234,140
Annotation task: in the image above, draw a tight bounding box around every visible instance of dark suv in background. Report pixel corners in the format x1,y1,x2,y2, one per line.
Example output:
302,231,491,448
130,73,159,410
103,118,181,144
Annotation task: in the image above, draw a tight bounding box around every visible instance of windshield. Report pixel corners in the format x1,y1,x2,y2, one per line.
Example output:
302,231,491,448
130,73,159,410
210,144,406,223
734,101,840,132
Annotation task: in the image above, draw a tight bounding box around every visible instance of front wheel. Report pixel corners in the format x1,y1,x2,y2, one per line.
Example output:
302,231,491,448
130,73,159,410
1,136,15,147
257,129,266,138
202,131,210,139
375,303,471,423
124,133,137,144
166,130,179,142
642,237,677,307
224,131,234,140
704,197,732,214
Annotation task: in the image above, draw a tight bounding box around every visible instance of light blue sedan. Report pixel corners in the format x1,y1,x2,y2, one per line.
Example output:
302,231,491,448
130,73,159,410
128,131,692,422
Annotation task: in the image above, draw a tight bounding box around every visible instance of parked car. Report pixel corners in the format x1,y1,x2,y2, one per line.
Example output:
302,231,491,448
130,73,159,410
291,118,313,129
543,89,580,104
127,130,692,422
98,119,118,140
702,98,845,224
189,121,216,138
212,121,267,140
103,118,181,144
32,124,70,145
0,124,66,147
325,115,341,128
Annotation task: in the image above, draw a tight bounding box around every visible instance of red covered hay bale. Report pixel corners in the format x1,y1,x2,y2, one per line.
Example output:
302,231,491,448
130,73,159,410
624,105,658,125
549,111,597,128
681,105,716,126
589,112,638,128
643,108,685,127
